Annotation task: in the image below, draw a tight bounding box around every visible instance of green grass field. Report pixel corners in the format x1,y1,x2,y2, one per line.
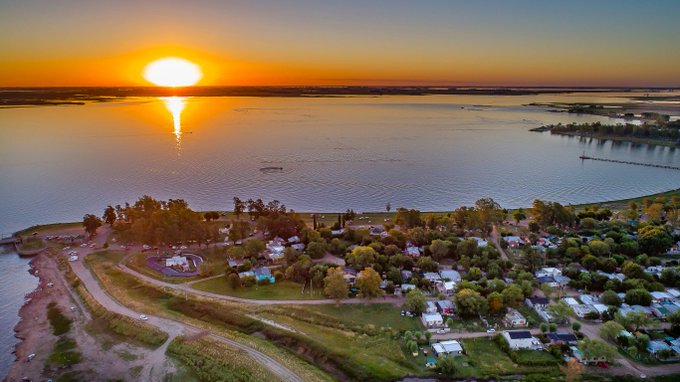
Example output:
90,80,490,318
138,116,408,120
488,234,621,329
191,277,324,300
304,304,423,332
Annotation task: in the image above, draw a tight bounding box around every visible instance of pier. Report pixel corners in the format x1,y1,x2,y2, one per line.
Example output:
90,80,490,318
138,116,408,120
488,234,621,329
579,154,680,171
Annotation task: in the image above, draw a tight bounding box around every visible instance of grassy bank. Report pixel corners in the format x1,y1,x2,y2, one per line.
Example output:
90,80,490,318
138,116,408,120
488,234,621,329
167,336,280,382
191,278,323,300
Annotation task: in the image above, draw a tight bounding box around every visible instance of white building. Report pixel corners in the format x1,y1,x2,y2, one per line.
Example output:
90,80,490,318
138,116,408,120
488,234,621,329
503,308,528,327
439,270,461,282
536,267,562,278
421,312,444,328
166,255,189,271
502,330,543,350
432,340,464,357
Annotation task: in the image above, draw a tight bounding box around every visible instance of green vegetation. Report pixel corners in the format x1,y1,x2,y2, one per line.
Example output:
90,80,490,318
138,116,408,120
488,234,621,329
14,222,81,236
167,336,279,382
18,237,45,251
536,120,680,147
47,302,72,335
192,277,322,300
48,337,82,367
304,304,422,332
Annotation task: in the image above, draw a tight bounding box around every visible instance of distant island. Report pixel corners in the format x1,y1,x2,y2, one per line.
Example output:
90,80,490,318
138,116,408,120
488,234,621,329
531,120,680,147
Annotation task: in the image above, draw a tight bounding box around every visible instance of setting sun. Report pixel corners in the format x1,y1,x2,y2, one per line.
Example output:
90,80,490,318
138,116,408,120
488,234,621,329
143,57,202,87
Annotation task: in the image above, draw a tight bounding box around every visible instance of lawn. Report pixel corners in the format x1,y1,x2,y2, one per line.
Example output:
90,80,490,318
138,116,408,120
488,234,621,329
304,304,423,332
191,277,324,300
455,338,559,378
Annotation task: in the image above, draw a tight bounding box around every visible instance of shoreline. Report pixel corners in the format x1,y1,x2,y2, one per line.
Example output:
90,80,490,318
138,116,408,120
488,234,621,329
6,188,679,236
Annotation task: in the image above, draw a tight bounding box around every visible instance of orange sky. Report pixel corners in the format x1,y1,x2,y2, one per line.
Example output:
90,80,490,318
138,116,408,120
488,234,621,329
1,1,679,87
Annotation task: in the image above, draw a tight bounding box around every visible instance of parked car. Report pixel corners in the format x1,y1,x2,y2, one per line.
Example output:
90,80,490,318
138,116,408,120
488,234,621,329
486,328,496,334
139,314,149,321
26,353,36,362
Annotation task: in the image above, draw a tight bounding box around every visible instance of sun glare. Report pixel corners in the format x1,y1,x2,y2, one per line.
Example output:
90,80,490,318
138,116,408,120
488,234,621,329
143,57,202,87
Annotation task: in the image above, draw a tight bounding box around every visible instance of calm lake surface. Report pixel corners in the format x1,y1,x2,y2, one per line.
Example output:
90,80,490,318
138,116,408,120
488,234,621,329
2,92,679,234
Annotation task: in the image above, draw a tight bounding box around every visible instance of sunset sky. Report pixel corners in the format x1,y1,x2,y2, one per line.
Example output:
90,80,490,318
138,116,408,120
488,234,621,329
1,0,679,87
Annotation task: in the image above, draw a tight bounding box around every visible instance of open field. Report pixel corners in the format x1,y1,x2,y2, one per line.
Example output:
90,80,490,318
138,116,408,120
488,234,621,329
303,304,423,332
191,277,323,300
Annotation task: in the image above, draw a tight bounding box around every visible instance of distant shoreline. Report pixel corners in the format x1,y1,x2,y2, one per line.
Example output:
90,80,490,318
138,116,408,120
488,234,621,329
9,187,680,237
0,86,675,107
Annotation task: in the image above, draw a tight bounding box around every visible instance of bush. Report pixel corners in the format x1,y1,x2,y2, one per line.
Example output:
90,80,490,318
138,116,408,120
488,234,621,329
47,302,72,336
48,337,81,367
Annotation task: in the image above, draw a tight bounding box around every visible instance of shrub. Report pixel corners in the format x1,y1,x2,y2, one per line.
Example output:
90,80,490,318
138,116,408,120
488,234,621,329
47,302,72,336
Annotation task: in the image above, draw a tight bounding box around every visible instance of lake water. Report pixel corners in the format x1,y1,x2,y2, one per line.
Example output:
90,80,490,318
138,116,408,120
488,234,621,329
1,92,679,235
0,252,37,378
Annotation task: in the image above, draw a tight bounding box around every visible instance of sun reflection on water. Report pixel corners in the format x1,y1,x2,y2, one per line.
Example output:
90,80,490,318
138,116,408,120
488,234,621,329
161,96,186,151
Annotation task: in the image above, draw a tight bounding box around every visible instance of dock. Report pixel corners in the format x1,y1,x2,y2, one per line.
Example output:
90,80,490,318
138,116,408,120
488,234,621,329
579,154,680,171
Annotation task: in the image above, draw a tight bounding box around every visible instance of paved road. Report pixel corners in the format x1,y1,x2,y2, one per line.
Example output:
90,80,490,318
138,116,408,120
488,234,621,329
64,228,304,382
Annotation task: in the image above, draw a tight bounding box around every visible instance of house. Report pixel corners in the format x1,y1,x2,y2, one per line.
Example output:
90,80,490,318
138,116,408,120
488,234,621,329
432,340,464,357
401,270,413,283
651,291,673,303
405,246,422,257
547,332,578,346
426,301,438,314
563,297,580,306
571,346,607,365
502,236,525,248
287,236,300,243
253,267,275,283
667,288,680,299
267,240,285,261
503,308,527,328
571,304,597,319
439,270,462,282
400,283,416,292
647,340,672,358
423,272,441,283
525,297,549,309
421,312,444,328
343,268,357,285
437,281,456,296
166,255,190,271
436,300,455,315
331,229,345,236
291,243,305,252
579,295,597,305
469,237,488,247
227,258,243,268
536,267,562,278
502,330,543,350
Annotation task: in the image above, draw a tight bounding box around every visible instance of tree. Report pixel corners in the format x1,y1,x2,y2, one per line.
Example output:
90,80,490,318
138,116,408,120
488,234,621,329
244,239,265,257
540,323,548,333
323,267,349,304
346,246,378,270
455,288,488,317
82,214,102,236
227,246,246,259
572,322,582,332
638,225,673,256
404,288,427,315
599,290,622,307
487,291,504,314
227,273,241,289
624,288,652,306
417,256,439,272
233,197,245,219
667,310,680,332
588,240,610,256
560,358,585,382
395,208,423,229
600,320,625,341
513,209,527,225
103,205,116,226
546,301,572,323
356,267,383,298
306,241,328,259
549,323,558,332
615,311,656,332
429,239,453,260
578,338,617,363
437,356,456,375
502,284,524,307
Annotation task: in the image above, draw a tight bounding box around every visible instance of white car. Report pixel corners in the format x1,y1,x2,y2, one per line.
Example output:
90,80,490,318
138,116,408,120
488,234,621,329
139,314,149,321
486,328,496,334
68,255,78,262
27,353,36,362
